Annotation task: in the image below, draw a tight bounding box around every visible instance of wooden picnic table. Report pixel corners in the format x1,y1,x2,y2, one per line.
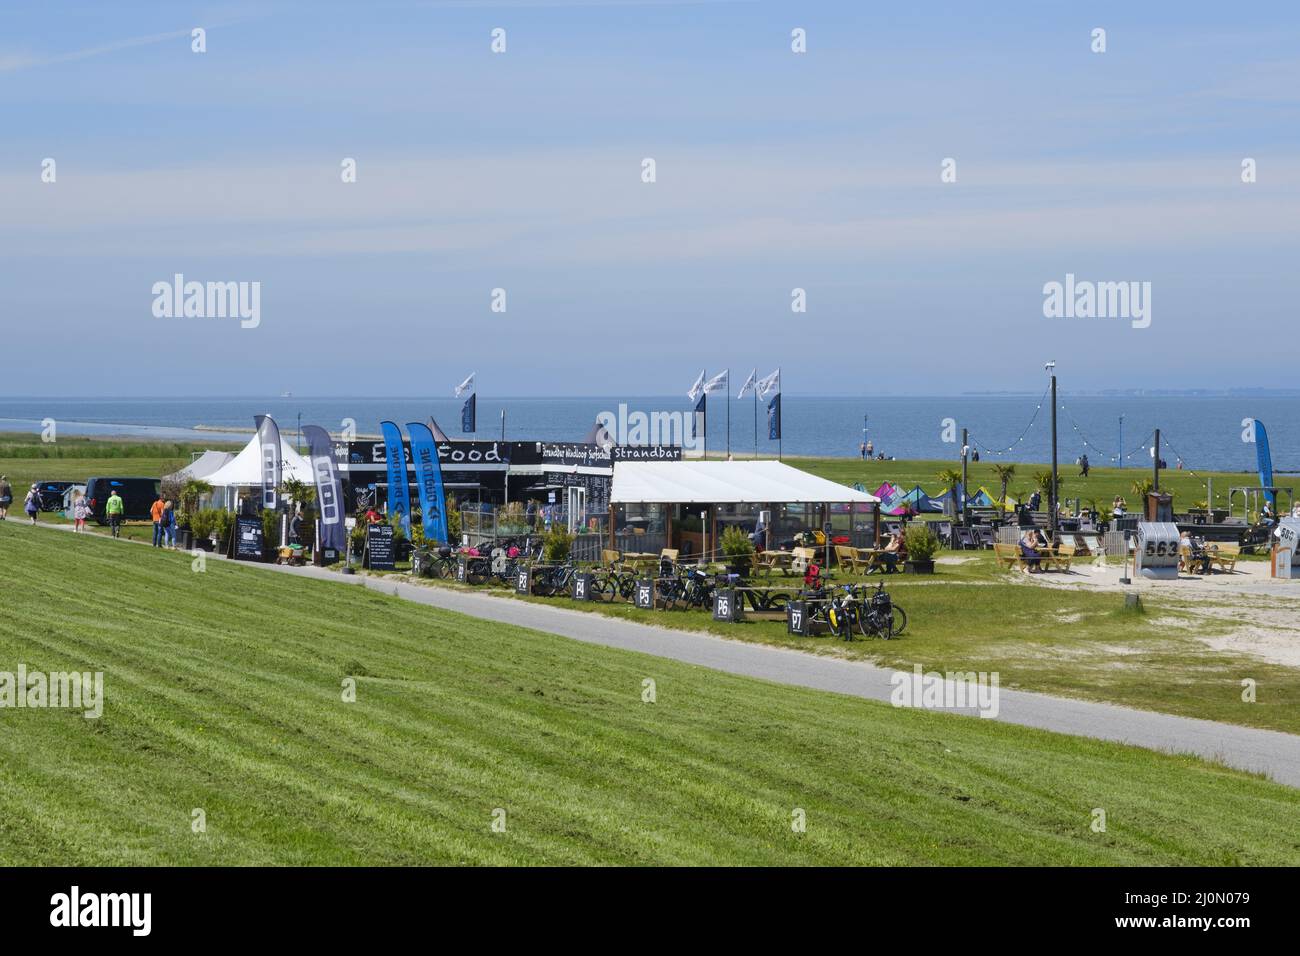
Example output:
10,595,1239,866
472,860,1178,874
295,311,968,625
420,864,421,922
754,550,795,576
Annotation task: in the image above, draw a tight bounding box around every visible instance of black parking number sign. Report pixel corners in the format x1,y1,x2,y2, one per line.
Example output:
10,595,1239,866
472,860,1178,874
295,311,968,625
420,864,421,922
787,601,806,635
635,581,653,609
713,589,736,622
573,573,590,601
516,569,530,594
456,559,467,583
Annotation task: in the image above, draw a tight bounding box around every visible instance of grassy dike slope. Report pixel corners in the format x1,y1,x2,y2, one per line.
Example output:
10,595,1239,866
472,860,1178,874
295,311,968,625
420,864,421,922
1,523,1297,865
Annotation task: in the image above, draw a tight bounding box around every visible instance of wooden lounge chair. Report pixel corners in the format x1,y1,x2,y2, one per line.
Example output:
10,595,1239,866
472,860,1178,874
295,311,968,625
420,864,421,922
1208,543,1240,573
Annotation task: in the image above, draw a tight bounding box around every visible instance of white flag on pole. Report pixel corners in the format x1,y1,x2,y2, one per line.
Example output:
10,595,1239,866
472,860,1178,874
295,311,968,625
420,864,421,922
702,369,729,394
755,369,780,400
687,369,706,402
454,373,475,398
737,368,757,399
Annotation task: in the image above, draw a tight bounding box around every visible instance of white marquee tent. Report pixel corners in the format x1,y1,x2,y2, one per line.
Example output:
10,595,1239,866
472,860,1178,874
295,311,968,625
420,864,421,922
162,449,235,484
202,433,315,510
611,460,879,505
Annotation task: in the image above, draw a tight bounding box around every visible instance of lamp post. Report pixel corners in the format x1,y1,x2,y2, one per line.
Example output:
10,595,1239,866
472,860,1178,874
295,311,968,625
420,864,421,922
1046,361,1058,540
960,427,969,528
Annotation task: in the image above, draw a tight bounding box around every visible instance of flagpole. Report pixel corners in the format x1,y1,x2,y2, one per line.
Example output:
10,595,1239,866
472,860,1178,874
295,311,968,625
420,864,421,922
702,370,707,460
778,368,782,461
753,386,758,459
725,368,731,458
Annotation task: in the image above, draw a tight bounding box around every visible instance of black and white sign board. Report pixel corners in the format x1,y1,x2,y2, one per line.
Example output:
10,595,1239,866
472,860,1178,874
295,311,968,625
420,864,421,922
786,600,809,635
456,557,468,583
1134,522,1180,580
572,572,593,601
712,588,740,622
363,523,396,571
231,516,264,562
634,579,654,610
516,567,531,594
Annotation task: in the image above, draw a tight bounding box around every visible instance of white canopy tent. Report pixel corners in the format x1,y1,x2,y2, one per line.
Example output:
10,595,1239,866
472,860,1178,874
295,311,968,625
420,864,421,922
162,449,235,484
611,460,879,505
202,433,315,510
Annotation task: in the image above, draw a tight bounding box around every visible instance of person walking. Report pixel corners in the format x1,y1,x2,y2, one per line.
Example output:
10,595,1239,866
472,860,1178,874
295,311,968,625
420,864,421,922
150,494,166,547
163,500,178,548
0,474,12,520
1079,454,1090,478
73,492,91,533
23,484,41,524
106,488,125,538
865,439,874,458
859,441,867,460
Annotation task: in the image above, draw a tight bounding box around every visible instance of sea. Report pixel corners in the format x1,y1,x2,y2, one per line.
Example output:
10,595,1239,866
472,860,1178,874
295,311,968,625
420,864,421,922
0,395,1294,474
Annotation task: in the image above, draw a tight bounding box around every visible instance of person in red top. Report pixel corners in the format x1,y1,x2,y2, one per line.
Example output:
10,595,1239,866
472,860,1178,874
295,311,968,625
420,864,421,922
150,495,167,547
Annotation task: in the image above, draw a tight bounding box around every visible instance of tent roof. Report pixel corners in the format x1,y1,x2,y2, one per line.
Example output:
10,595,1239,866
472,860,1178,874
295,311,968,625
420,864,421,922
611,460,879,505
163,449,235,483
203,434,314,488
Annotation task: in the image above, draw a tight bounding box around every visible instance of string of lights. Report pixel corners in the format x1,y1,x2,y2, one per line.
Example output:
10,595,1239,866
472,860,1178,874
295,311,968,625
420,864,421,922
969,384,1050,457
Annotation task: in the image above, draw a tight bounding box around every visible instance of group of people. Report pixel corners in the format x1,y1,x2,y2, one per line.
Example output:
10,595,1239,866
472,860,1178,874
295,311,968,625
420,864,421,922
0,477,54,526
149,495,179,547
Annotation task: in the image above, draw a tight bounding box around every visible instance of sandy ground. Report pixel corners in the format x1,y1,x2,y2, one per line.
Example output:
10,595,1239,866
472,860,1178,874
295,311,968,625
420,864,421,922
1025,559,1300,667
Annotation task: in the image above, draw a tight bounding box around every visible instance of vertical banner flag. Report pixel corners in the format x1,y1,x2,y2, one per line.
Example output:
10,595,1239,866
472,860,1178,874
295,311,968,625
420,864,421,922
379,420,411,537
455,373,476,433
757,369,781,441
692,393,706,440
406,422,450,546
738,368,758,457
461,393,477,433
254,414,282,511
1255,420,1275,507
703,369,730,455
302,425,346,552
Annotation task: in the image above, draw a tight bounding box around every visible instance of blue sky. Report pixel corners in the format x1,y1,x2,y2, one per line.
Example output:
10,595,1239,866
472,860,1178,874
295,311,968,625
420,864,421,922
1,0,1297,396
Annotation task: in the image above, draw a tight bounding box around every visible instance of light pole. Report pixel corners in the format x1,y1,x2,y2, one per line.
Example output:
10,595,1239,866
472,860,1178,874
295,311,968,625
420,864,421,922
1117,414,1124,469
960,427,969,528
1046,361,1058,540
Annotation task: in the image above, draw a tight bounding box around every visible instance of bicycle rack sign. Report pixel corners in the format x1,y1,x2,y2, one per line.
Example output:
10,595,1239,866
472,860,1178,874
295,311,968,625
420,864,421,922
786,600,809,635
572,572,593,601
515,566,531,594
634,579,655,610
713,588,741,623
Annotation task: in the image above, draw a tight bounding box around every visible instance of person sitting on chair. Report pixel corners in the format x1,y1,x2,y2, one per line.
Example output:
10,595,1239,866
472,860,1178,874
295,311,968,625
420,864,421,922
880,530,905,573
1019,529,1043,573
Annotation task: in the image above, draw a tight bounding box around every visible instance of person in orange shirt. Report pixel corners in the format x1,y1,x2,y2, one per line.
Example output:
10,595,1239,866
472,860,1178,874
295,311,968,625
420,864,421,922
150,494,166,547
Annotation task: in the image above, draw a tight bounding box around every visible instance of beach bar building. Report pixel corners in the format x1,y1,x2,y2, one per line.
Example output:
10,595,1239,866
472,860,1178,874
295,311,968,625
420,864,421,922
609,460,880,560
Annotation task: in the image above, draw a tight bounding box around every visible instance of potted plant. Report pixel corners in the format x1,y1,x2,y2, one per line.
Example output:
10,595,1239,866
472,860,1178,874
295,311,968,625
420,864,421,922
903,523,939,574
542,526,573,563
719,525,755,578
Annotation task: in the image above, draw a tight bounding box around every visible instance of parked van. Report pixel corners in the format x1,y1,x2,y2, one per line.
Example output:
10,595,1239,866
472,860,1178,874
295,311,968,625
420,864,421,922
85,477,161,524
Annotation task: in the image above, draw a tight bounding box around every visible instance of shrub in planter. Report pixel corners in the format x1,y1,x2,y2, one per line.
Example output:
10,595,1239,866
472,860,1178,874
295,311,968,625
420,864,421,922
903,523,939,574
719,525,755,576
542,526,573,563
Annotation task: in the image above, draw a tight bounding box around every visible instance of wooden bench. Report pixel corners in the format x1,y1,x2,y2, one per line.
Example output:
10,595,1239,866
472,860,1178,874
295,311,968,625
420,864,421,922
993,541,1027,570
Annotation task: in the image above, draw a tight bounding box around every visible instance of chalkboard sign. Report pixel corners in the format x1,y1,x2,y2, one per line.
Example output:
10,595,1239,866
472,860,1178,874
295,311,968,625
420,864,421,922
572,572,593,602
231,515,264,562
786,600,809,635
634,579,654,609
364,523,396,571
713,588,740,622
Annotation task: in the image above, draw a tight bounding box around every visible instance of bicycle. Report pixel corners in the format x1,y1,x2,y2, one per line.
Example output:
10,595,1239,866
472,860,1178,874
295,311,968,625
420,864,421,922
854,580,906,639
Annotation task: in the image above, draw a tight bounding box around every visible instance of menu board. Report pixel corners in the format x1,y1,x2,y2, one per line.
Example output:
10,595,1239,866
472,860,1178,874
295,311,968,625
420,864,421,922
232,516,264,562
364,523,396,571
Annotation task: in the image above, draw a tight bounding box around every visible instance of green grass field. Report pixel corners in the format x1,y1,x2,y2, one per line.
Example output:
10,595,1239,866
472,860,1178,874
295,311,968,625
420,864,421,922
2,523,1299,865
409,554,1300,736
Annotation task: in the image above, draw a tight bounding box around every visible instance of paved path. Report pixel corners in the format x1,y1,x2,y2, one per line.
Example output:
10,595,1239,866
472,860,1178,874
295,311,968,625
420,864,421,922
11,520,1300,788
262,562,1300,789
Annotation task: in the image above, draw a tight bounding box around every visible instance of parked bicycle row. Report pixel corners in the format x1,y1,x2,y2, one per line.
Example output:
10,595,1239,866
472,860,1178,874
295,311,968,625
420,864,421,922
407,536,907,642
